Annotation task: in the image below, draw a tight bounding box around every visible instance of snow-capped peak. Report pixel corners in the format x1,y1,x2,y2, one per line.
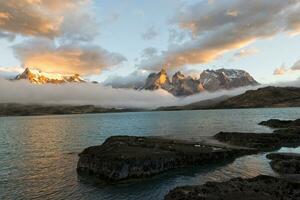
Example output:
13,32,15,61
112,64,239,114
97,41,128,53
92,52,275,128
15,67,85,84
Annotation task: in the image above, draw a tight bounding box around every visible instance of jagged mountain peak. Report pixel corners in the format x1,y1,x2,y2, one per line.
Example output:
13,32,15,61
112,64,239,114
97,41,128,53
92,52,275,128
15,67,85,84
143,68,259,96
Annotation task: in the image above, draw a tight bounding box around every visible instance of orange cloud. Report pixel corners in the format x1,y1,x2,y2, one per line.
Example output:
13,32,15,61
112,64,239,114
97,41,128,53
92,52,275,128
0,0,91,39
14,39,126,76
139,0,300,71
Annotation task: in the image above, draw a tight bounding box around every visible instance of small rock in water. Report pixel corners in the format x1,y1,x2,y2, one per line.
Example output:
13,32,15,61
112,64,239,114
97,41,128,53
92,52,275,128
267,152,300,174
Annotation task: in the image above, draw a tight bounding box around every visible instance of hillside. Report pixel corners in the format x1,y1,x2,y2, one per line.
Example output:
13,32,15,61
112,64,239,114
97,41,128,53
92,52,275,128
157,86,300,111
0,104,139,117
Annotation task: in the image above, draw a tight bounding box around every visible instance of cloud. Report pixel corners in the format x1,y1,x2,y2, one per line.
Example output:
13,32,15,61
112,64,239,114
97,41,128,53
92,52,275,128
274,59,300,75
274,65,289,75
0,0,97,40
0,32,15,41
13,39,126,75
141,26,158,40
139,0,300,70
0,66,24,78
104,70,150,89
234,48,259,58
141,47,158,58
291,59,300,70
0,78,262,109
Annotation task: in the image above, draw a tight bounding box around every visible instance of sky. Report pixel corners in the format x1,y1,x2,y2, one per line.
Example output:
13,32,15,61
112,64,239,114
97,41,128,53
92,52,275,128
1,0,300,85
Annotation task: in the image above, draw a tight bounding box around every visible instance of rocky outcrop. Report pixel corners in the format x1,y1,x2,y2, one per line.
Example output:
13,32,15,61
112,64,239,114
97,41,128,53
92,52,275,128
214,129,300,150
142,68,258,96
267,153,300,174
164,175,300,200
15,67,85,84
77,136,253,182
259,119,300,128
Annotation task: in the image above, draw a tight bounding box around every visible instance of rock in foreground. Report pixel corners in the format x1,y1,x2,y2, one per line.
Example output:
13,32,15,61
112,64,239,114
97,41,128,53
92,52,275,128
267,153,300,174
164,175,300,200
77,136,252,182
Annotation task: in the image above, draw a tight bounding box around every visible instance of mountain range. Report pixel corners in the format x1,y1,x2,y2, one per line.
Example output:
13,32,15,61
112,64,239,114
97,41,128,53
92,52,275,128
142,68,259,96
13,67,258,96
15,68,85,84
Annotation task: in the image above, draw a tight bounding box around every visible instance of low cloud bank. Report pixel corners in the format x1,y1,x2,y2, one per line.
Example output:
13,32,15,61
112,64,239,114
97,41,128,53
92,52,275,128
0,79,299,109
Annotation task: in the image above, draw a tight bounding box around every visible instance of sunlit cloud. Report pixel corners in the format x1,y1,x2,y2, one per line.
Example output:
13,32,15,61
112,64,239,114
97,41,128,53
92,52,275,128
13,39,126,75
234,48,259,58
0,0,96,40
138,0,300,71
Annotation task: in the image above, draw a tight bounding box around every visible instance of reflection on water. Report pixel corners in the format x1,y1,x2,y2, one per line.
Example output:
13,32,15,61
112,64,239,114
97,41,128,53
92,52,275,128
0,108,300,200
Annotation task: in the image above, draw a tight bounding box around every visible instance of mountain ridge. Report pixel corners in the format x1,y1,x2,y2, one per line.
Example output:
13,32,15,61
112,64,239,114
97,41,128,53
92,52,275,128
143,68,259,96
15,68,86,84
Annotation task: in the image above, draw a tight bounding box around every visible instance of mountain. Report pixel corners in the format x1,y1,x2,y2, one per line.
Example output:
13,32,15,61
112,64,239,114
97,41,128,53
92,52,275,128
200,69,259,91
142,68,172,91
15,68,85,84
157,86,300,111
143,68,259,96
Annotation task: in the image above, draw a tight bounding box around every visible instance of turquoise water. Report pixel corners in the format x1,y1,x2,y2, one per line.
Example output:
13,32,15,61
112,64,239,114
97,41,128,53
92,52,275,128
0,108,300,200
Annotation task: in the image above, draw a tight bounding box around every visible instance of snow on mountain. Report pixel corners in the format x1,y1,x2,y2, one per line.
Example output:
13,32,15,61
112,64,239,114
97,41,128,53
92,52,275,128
143,68,259,96
15,68,85,84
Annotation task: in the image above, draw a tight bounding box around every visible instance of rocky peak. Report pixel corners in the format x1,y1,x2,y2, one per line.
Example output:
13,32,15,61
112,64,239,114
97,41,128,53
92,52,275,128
142,68,172,90
143,68,259,96
172,71,185,83
15,67,85,84
200,68,258,91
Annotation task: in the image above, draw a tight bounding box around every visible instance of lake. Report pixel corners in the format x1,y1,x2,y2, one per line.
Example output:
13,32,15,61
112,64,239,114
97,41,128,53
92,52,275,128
1,108,300,200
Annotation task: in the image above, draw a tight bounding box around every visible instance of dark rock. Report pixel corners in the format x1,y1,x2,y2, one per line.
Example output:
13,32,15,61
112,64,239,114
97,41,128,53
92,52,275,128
77,136,253,182
214,128,300,150
164,175,300,200
259,119,300,128
267,153,300,174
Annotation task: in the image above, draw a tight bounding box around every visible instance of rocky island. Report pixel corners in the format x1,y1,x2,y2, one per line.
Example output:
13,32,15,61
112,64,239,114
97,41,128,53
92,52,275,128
77,119,300,184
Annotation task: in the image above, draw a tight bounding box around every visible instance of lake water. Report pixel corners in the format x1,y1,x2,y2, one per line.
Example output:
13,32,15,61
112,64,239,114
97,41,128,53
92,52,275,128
1,108,300,200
